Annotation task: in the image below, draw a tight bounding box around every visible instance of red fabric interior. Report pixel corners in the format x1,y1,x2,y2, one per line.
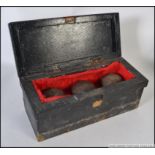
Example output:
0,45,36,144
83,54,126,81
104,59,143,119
32,61,135,103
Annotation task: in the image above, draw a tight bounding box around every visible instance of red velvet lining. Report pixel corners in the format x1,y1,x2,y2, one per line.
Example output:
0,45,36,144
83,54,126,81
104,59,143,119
32,61,135,103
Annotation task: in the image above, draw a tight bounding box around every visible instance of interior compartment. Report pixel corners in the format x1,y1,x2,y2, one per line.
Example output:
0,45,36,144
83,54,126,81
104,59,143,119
32,61,135,103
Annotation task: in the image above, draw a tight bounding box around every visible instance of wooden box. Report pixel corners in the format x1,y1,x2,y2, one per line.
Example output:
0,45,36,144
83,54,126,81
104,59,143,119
9,13,148,141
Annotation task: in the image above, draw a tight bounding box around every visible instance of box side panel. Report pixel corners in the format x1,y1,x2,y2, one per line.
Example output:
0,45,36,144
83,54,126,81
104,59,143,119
23,90,39,139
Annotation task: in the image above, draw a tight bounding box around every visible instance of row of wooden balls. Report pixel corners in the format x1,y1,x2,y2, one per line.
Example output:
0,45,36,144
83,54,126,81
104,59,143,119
42,73,123,98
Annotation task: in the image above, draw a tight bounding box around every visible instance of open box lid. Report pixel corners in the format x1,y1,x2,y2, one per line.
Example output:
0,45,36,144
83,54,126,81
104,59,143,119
9,13,121,77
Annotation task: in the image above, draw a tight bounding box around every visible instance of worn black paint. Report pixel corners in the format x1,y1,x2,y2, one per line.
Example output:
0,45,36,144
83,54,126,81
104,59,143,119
9,13,148,141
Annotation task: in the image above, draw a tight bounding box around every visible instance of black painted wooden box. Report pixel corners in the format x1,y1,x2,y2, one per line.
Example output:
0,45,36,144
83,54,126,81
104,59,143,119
9,13,148,141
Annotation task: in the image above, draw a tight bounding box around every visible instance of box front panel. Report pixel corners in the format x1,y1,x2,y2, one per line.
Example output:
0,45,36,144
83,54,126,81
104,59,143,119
37,83,143,139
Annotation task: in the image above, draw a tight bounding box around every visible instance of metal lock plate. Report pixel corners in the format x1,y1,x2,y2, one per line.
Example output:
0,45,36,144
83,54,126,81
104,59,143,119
92,99,103,108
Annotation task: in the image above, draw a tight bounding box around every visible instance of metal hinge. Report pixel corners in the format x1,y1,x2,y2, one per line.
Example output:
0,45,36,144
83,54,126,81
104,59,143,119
52,64,61,72
86,57,104,67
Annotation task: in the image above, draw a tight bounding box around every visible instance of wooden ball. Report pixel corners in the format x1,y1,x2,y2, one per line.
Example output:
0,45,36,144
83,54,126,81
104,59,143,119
101,73,123,86
72,80,95,94
42,88,64,98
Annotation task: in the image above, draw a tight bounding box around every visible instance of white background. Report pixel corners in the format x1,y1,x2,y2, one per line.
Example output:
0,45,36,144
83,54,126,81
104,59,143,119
1,7,154,147
0,0,154,6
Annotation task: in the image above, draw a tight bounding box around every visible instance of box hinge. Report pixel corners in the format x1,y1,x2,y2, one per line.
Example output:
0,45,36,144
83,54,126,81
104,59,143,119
52,64,61,72
85,57,104,67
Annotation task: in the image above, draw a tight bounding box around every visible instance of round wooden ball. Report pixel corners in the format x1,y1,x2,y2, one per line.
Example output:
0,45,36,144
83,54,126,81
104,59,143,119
101,73,123,86
72,80,95,94
42,88,64,97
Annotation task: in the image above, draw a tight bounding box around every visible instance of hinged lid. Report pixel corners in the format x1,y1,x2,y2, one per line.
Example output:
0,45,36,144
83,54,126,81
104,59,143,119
9,13,121,77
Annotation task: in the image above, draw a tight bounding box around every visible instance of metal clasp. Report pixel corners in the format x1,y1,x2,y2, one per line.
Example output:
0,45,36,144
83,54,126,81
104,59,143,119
65,16,76,24
92,99,103,108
